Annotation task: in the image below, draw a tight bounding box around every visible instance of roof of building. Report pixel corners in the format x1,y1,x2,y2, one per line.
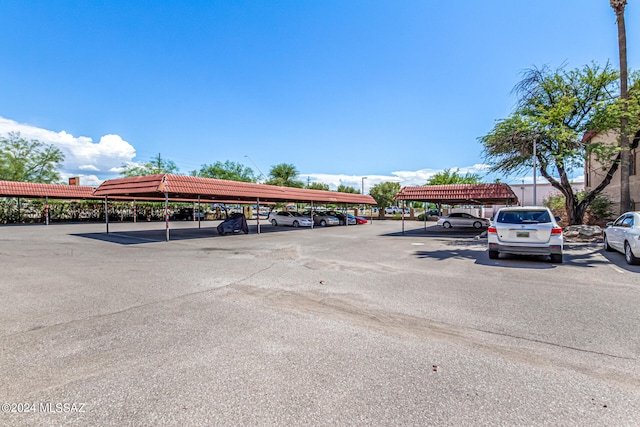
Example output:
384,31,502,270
93,174,377,205
0,180,96,199
394,183,518,205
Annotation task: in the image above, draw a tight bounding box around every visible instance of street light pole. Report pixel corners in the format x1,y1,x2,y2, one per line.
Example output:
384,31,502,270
244,155,267,182
533,138,537,206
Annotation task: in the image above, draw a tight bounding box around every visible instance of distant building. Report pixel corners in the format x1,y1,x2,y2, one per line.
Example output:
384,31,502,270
508,181,583,207
583,130,640,213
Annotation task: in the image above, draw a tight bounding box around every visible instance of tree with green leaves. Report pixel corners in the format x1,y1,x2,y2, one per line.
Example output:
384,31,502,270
192,161,256,182
307,182,330,191
370,181,401,218
426,168,482,185
121,153,179,177
480,62,631,225
265,163,304,188
0,132,65,183
336,184,360,193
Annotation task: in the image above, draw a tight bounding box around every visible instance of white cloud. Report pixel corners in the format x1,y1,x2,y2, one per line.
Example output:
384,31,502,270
304,164,494,192
0,117,136,182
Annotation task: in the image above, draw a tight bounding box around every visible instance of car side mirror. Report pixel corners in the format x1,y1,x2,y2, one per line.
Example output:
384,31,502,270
606,222,613,227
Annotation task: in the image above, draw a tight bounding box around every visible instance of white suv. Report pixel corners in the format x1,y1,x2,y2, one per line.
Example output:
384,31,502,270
488,206,563,263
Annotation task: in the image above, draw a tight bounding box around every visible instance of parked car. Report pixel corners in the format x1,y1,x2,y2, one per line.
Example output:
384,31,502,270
436,213,490,229
488,206,563,263
267,211,313,228
603,211,640,265
326,210,356,225
301,211,340,226
384,206,409,214
217,213,248,235
352,214,368,224
171,207,205,221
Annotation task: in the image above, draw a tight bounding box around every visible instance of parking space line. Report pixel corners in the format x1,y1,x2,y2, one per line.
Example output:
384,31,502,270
607,264,626,274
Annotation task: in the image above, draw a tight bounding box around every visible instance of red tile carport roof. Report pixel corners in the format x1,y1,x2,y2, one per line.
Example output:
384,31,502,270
395,183,518,205
93,174,377,205
0,180,96,199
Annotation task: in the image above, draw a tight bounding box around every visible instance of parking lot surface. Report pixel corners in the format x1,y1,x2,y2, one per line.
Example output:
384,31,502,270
1,220,639,426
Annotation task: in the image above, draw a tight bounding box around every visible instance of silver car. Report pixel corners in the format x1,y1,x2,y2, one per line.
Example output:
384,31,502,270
301,211,340,227
603,211,640,265
488,206,563,263
267,211,313,228
436,212,490,229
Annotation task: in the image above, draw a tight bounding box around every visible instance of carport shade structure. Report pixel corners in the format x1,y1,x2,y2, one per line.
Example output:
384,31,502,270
394,183,519,206
93,174,377,241
393,183,519,234
0,180,97,225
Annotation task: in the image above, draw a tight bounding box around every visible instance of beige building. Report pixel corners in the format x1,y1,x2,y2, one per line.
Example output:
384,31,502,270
583,130,640,213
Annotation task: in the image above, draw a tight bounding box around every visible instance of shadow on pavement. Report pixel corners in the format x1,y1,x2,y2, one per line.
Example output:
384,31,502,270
413,240,613,270
383,224,486,239
597,247,640,273
71,223,308,245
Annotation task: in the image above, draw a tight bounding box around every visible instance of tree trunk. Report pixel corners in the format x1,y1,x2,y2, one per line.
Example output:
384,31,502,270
613,1,630,213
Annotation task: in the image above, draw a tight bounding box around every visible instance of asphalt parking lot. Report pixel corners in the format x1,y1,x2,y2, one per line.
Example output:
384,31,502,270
1,219,640,426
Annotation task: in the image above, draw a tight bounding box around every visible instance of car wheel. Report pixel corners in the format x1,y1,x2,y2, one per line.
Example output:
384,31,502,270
271,219,278,226
320,220,327,227
339,219,345,226
550,253,563,263
624,242,640,265
603,234,613,252
292,220,299,228
443,221,451,229
488,250,499,259
473,221,482,229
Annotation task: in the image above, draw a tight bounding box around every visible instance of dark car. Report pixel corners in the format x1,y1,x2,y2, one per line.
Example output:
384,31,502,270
171,207,205,221
217,213,249,235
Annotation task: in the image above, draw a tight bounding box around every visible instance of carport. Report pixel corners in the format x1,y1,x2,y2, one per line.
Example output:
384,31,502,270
93,174,377,241
0,180,97,225
393,183,519,233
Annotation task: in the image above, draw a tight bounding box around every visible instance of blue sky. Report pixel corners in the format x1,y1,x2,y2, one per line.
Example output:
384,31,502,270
0,0,638,190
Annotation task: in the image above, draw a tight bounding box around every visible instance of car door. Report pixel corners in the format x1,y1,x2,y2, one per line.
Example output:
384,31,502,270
620,215,635,249
447,213,462,226
460,213,474,227
607,214,628,252
279,211,293,226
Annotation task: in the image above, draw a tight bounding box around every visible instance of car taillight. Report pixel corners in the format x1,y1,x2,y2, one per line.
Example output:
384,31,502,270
488,226,497,234
551,227,563,235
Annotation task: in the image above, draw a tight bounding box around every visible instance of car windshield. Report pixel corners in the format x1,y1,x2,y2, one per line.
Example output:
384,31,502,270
497,210,552,224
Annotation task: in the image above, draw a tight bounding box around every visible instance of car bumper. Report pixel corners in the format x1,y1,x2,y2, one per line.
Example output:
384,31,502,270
489,242,562,256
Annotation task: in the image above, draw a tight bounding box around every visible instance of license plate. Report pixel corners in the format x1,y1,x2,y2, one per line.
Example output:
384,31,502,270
516,231,530,238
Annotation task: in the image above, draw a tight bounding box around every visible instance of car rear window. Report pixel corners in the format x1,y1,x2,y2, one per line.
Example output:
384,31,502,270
497,210,552,224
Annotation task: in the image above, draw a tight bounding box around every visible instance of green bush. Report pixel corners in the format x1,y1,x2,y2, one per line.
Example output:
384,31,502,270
543,191,613,223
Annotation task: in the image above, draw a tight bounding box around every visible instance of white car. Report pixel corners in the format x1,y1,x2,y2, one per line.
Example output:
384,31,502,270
603,211,640,265
385,206,409,215
436,212,490,229
488,206,563,263
267,211,313,228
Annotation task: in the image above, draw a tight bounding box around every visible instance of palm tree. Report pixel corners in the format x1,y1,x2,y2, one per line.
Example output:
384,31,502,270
265,163,304,188
611,0,630,213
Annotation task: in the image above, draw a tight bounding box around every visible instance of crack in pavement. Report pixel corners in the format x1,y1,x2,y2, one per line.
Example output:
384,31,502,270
228,284,640,390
